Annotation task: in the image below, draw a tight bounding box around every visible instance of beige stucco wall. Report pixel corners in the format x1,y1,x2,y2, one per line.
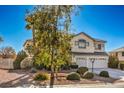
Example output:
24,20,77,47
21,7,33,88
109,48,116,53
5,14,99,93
23,41,33,56
109,52,124,61
109,52,116,56
0,58,14,69
71,34,94,53
71,33,105,53
117,52,124,61
24,41,33,50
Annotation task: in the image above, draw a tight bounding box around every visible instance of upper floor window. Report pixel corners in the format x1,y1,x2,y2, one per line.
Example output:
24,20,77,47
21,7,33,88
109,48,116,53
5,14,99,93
95,44,102,50
122,52,124,56
98,44,101,49
78,39,86,48
75,39,89,49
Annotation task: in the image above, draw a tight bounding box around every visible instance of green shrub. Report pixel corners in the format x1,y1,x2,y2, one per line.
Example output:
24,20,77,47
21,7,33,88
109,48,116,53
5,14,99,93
34,72,49,81
120,63,124,70
44,66,51,71
70,64,78,69
61,65,70,70
77,67,88,75
83,72,94,79
13,50,27,69
66,72,80,80
108,56,119,68
99,71,109,78
34,63,44,70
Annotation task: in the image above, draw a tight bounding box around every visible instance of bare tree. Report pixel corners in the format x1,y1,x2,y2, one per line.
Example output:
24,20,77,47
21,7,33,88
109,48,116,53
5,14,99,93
0,46,16,59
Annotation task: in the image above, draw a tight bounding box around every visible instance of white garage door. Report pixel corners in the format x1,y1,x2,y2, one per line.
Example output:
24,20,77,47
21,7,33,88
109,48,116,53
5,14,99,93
75,57,108,68
87,59,108,68
76,58,87,67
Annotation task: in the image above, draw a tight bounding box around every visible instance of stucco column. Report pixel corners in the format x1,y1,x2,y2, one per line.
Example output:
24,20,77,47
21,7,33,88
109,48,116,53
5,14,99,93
86,56,88,68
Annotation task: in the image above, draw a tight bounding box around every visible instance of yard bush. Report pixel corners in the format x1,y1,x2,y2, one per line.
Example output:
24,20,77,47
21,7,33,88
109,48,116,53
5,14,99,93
66,72,80,80
108,56,119,68
77,67,88,75
34,63,44,70
61,65,70,70
99,71,109,78
83,72,94,79
70,64,78,69
13,50,27,69
120,63,124,70
45,66,51,71
34,72,49,81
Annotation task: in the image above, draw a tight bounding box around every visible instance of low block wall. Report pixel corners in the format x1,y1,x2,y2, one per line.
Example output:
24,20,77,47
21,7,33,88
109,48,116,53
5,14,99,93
0,58,14,69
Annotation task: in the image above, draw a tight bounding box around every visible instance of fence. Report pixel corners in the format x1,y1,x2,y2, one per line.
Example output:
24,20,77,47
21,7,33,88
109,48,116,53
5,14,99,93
0,58,14,69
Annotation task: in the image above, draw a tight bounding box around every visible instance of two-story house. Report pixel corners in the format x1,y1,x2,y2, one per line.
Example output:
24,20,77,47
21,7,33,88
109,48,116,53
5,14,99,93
23,32,109,68
109,47,124,62
71,32,108,68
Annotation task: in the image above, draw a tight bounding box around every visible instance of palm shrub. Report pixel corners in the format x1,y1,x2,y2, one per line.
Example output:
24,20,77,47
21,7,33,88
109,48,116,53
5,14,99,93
34,72,49,81
99,71,109,78
77,67,88,76
13,50,27,69
108,56,119,68
66,72,80,80
83,72,94,79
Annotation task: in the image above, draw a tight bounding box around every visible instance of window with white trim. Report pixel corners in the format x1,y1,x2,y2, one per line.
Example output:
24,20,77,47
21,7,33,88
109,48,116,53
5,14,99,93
78,39,86,48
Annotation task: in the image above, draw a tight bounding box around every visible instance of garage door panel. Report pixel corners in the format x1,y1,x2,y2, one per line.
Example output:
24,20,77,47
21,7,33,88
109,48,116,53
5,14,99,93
88,60,108,68
77,61,87,67
75,56,108,68
76,58,87,67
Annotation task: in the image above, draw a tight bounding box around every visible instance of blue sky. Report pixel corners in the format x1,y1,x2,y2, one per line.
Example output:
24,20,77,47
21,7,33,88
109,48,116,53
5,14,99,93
0,5,124,53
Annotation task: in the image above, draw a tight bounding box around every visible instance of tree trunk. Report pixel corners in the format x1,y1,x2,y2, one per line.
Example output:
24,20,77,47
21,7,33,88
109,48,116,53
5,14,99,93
32,26,36,47
32,26,36,68
55,67,58,80
50,70,55,88
50,61,55,88
49,47,55,88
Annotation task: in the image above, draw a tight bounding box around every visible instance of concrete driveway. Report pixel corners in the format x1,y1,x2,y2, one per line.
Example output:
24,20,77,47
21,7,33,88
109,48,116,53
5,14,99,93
89,68,124,80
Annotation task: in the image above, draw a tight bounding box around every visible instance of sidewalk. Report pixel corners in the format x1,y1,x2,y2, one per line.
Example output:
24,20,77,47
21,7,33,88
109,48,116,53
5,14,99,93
54,82,124,88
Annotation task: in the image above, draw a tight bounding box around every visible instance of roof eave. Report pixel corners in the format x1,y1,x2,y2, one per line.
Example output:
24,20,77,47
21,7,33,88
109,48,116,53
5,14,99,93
74,32,106,43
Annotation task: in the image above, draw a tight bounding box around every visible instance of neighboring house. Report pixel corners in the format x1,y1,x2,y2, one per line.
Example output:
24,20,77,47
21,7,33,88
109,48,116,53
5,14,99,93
0,53,16,69
109,47,124,62
23,32,109,68
23,39,33,56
